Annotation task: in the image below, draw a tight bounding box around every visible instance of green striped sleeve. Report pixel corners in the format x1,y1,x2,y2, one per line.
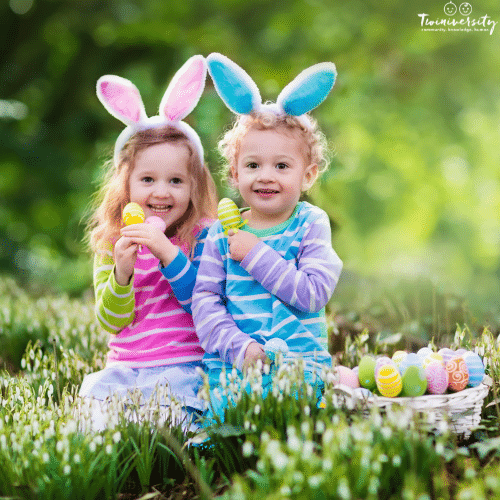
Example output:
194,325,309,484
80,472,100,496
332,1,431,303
93,244,135,334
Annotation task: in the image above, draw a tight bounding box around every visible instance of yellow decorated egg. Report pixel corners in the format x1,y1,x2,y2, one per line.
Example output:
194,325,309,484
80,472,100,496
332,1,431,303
422,352,445,368
376,365,402,398
392,350,407,368
445,357,469,391
218,198,245,233
123,202,145,225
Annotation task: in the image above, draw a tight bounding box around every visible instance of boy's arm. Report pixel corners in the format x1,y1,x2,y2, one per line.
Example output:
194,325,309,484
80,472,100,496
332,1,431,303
240,213,342,313
159,226,210,314
192,228,255,369
93,245,135,334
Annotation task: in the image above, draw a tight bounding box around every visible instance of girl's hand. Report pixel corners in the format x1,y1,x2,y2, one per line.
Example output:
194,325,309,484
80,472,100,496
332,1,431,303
114,235,138,286
227,229,259,262
120,223,178,267
242,341,267,373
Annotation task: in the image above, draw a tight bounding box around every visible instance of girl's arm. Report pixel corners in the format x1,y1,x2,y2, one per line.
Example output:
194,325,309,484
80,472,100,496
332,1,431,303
93,244,135,334
239,212,342,313
159,225,210,315
192,227,256,369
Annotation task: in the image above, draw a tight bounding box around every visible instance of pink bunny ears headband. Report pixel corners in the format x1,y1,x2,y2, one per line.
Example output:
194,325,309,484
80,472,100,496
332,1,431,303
206,53,337,129
96,55,207,166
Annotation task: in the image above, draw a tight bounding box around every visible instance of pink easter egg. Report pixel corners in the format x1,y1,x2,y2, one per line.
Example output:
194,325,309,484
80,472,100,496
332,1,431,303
145,216,167,232
425,361,449,395
335,366,360,389
445,357,469,391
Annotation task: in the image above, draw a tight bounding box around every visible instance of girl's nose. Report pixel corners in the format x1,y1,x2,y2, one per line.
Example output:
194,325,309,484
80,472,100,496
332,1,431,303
153,181,171,197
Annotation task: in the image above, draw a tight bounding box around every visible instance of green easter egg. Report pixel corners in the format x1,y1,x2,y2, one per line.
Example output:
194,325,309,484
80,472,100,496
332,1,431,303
358,355,376,390
402,365,427,397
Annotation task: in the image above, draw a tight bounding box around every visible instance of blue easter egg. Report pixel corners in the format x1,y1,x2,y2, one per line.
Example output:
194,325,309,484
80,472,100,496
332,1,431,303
461,352,485,387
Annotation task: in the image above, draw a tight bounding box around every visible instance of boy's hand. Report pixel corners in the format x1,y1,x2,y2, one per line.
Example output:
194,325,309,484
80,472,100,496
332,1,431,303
120,223,178,267
242,341,267,373
227,229,259,262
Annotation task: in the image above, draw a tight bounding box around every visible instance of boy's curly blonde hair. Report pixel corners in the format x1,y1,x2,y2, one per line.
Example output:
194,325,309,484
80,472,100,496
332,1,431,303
218,110,329,187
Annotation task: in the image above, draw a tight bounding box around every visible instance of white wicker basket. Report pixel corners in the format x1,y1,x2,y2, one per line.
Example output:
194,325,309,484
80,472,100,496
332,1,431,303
332,375,492,439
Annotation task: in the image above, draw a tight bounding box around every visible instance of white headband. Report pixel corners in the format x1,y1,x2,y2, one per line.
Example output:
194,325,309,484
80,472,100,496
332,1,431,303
96,55,207,166
206,52,337,128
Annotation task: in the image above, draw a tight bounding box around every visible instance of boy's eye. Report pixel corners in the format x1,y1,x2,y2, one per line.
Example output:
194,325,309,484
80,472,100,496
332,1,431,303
276,163,288,170
246,162,259,169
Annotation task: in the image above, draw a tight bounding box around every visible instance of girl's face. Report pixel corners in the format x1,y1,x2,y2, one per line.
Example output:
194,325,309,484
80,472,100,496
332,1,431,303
129,142,192,230
231,126,318,228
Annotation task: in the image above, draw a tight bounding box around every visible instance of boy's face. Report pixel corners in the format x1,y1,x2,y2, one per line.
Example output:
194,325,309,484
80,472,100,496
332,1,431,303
231,126,318,228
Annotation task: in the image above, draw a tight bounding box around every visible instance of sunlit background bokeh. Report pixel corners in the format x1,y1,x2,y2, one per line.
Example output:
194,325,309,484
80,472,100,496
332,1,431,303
2,0,500,321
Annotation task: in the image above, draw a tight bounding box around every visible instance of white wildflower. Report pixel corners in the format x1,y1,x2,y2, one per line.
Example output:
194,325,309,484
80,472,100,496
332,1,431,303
242,441,254,457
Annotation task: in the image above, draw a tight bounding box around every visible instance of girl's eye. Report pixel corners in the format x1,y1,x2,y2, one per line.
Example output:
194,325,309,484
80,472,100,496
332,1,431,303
276,163,288,170
142,176,154,183
246,162,259,169
170,177,182,185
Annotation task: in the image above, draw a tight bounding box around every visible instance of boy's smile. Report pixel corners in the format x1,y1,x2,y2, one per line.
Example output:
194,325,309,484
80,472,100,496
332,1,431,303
232,126,318,229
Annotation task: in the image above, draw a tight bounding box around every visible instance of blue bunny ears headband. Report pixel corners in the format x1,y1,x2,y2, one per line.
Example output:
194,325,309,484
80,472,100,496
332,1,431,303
96,55,207,167
206,52,337,128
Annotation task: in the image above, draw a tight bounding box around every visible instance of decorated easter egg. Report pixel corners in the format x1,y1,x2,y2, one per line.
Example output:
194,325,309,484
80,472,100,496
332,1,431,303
417,347,433,359
358,355,377,390
399,353,422,376
425,361,449,395
445,357,469,391
392,350,407,367
335,366,360,389
123,202,145,225
375,356,395,377
422,352,445,369
352,366,359,378
461,352,485,388
402,365,427,397
218,198,245,233
438,348,455,364
455,348,467,356
264,337,289,354
145,215,167,232
376,365,403,398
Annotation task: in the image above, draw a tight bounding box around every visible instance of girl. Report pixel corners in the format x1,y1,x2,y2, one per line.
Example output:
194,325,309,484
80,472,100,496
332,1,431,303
79,55,217,431
192,53,343,423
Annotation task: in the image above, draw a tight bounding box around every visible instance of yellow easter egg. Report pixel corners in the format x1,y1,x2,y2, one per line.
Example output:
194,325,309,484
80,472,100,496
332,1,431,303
376,365,402,398
422,352,444,369
218,198,242,230
123,202,145,225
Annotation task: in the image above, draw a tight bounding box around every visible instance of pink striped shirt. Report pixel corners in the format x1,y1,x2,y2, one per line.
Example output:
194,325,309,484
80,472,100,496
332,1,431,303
95,225,210,368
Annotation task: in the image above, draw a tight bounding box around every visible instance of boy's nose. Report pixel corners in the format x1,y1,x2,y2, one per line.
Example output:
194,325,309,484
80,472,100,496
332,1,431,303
256,166,275,182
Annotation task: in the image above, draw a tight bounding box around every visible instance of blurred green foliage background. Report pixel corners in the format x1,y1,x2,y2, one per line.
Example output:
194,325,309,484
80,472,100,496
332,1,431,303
1,0,500,319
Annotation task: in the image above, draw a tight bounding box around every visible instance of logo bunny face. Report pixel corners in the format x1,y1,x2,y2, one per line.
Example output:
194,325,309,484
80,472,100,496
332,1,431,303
97,55,207,166
206,52,337,128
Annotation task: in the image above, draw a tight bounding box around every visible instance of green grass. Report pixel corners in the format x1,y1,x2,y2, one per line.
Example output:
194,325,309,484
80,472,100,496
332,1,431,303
1,274,500,499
